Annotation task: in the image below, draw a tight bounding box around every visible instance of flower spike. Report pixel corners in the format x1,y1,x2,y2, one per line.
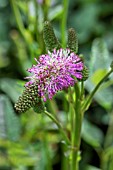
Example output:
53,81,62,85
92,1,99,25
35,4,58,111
43,21,61,52
67,28,78,53
14,84,41,114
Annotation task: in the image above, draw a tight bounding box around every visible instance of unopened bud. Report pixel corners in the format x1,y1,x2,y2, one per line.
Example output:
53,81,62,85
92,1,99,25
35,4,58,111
67,28,78,53
43,21,61,52
14,83,39,114
82,66,89,81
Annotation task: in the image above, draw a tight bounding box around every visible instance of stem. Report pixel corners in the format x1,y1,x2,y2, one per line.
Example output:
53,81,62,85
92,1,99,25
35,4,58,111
33,0,44,54
41,114,52,170
80,81,85,102
44,111,70,145
34,0,39,42
10,0,33,57
82,69,113,112
48,99,58,116
68,88,75,142
61,0,69,47
100,109,113,169
104,110,113,148
61,143,69,170
70,84,83,170
10,0,25,37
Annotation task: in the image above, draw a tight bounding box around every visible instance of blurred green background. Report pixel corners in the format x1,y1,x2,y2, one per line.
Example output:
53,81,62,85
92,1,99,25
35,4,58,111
0,0,113,170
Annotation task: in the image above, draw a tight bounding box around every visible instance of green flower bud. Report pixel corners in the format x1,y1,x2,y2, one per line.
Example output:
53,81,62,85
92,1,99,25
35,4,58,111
77,66,89,82
14,83,39,114
67,28,78,53
43,21,61,52
81,66,89,81
79,54,84,62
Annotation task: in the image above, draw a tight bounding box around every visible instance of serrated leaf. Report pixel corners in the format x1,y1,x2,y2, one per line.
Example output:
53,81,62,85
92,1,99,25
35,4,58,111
82,118,104,148
0,95,21,141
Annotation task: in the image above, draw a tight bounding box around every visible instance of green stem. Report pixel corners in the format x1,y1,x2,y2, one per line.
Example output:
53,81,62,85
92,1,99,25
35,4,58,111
41,115,52,170
104,110,113,148
68,88,75,141
61,143,69,170
82,69,113,112
34,0,39,42
48,99,58,116
33,0,44,54
10,0,33,57
100,109,113,170
10,0,25,37
80,81,84,101
61,0,69,47
70,84,83,170
44,111,70,146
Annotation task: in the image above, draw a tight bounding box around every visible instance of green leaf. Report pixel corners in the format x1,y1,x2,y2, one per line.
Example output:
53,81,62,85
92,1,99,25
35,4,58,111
85,165,101,170
8,143,39,166
69,4,100,43
48,5,63,21
0,95,21,141
91,69,108,85
0,78,24,103
82,118,104,148
101,146,113,170
85,39,113,109
90,38,110,74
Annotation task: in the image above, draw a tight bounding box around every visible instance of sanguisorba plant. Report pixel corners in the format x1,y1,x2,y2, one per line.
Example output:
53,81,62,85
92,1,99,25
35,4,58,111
14,21,113,170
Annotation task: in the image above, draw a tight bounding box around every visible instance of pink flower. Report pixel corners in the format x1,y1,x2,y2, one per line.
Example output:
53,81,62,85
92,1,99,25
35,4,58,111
25,49,84,101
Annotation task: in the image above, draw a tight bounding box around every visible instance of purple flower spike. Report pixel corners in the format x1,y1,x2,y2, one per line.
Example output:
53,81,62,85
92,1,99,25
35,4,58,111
25,49,84,101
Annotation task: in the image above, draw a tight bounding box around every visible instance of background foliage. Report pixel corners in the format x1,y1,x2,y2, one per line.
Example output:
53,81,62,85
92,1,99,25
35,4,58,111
0,0,113,170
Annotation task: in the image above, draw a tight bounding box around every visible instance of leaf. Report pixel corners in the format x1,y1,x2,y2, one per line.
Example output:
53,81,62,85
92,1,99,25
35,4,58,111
69,4,100,43
85,165,101,170
90,38,110,75
91,69,108,85
48,5,63,21
101,146,113,170
85,39,113,109
8,144,39,166
0,78,24,103
82,118,104,148
0,95,21,141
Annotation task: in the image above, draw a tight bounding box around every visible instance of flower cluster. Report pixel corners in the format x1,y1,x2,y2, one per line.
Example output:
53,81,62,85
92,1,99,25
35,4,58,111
25,48,84,102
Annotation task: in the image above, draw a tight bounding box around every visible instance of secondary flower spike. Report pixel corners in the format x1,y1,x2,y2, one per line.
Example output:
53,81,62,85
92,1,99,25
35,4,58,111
25,49,84,102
